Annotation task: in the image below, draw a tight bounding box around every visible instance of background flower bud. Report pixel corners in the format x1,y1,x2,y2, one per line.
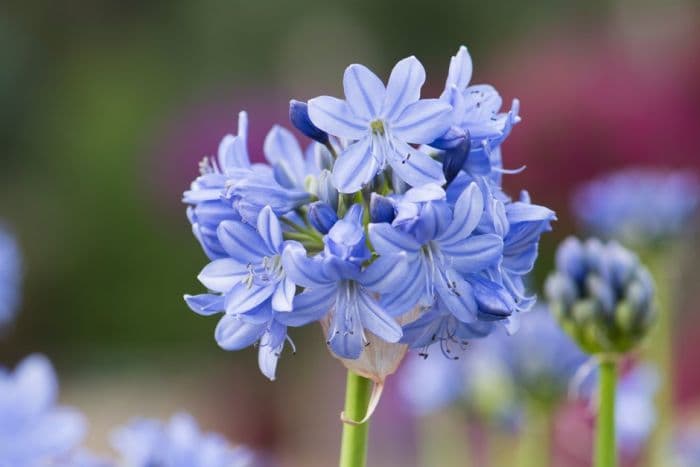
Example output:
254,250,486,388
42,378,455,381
546,236,657,355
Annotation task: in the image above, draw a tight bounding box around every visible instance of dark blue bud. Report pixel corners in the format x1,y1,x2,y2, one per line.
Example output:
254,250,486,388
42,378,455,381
442,136,470,185
369,193,396,223
290,100,329,144
307,201,338,234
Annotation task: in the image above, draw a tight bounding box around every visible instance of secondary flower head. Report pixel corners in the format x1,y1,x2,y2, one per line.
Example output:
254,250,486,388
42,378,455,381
572,168,700,245
0,354,86,466
183,46,553,383
545,237,656,355
111,413,255,467
0,225,21,328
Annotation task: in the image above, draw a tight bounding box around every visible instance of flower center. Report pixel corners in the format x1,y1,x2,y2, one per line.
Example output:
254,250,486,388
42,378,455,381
244,255,284,288
370,119,385,136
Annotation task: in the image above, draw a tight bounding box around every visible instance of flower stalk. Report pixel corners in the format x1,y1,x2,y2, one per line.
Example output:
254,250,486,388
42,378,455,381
339,371,373,467
595,358,618,467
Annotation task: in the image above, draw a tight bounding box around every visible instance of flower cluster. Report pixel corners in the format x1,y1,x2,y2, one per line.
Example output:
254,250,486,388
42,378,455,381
0,355,86,466
545,237,656,355
572,168,700,245
0,225,21,328
111,413,255,467
184,46,554,379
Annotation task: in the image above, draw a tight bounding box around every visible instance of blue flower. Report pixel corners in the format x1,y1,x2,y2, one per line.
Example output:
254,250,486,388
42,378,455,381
0,354,86,466
0,225,21,328
283,205,410,359
183,112,250,259
307,56,451,193
573,168,700,244
369,182,507,324
111,413,255,467
185,206,311,380
436,46,521,177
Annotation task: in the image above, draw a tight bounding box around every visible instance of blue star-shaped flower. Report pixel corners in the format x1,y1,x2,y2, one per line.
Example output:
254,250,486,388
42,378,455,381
308,56,451,193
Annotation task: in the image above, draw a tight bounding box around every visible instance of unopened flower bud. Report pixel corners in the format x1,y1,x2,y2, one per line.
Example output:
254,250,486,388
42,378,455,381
546,236,656,355
289,99,329,144
307,201,338,234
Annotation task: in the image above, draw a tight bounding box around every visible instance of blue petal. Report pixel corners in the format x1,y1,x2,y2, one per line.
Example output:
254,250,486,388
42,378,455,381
469,276,516,320
256,206,283,253
258,340,283,381
328,285,364,359
380,260,426,316
464,143,492,175
359,253,408,293
357,288,402,343
224,282,275,314
382,56,425,121
445,46,473,91
264,125,306,187
184,293,224,316
343,64,386,120
214,314,266,351
391,99,453,145
278,285,335,326
271,276,295,312
238,301,274,324
442,234,504,274
332,137,378,193
435,272,479,323
308,96,367,140
307,201,338,234
388,140,446,188
400,309,444,348
368,223,421,255
217,220,270,263
402,183,446,203
281,242,334,287
197,258,248,292
437,182,484,242
217,111,251,172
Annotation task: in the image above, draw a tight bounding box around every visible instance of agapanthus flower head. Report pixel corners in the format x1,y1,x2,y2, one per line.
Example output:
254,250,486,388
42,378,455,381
545,236,656,355
0,225,22,328
572,168,700,245
0,354,87,466
184,46,553,382
111,412,255,467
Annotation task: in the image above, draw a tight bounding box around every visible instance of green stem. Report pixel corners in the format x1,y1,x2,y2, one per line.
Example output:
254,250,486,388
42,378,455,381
339,371,372,467
595,359,618,467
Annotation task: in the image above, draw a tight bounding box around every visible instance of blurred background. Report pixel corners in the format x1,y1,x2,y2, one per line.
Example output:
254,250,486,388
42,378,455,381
1,0,699,465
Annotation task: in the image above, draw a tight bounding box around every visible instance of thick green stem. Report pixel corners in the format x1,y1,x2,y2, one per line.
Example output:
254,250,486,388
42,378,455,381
339,371,372,467
595,359,618,467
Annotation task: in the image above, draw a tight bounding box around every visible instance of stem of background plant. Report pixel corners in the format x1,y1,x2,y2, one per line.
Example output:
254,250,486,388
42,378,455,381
595,358,618,467
517,402,552,467
339,371,373,467
642,249,675,467
418,410,471,467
